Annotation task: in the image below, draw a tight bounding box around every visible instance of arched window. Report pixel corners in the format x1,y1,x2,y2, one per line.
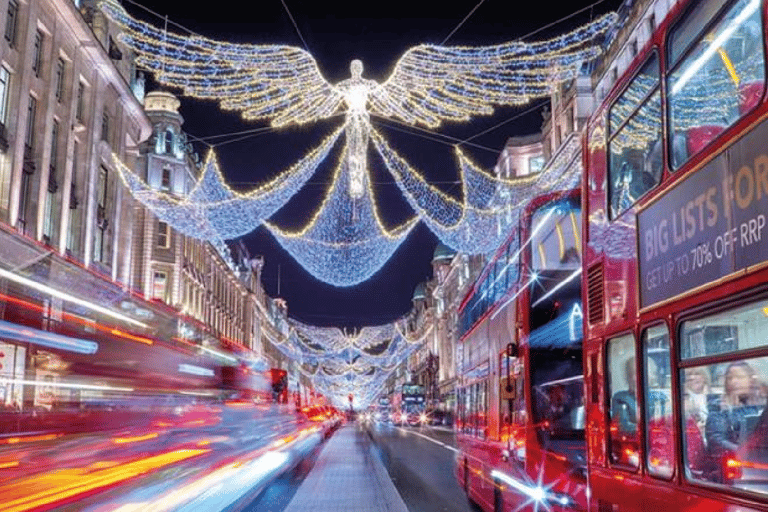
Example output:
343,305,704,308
165,128,174,154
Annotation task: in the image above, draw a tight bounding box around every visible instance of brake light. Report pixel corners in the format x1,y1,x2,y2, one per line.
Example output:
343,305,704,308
724,456,743,480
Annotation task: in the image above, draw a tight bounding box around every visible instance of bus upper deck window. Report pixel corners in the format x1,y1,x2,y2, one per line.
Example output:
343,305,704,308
608,53,662,219
667,0,765,170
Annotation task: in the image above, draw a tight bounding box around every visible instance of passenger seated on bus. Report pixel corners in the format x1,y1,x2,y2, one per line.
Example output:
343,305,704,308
611,358,638,434
547,384,571,429
670,132,689,169
685,367,711,435
738,403,768,472
645,139,664,187
705,362,763,480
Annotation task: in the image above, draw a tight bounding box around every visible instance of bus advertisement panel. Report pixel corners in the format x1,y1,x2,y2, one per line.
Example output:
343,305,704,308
638,117,768,309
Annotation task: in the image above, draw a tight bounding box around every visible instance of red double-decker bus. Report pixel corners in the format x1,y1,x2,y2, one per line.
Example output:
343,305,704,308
455,189,584,511
583,0,768,509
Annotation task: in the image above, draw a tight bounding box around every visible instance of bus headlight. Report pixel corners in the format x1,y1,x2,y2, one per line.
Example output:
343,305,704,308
543,491,574,508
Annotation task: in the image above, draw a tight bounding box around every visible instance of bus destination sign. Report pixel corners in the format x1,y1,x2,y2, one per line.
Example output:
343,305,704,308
638,119,768,309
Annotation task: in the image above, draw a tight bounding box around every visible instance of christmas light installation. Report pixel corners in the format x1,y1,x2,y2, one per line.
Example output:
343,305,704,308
101,0,617,287
261,317,432,408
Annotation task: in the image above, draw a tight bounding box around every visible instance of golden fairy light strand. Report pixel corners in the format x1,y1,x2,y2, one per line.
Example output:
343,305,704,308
100,0,617,287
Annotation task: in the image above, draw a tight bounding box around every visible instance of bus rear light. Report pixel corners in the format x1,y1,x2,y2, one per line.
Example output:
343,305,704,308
724,456,743,480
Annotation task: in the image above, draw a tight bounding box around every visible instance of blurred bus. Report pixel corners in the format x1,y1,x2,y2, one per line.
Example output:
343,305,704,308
455,190,584,511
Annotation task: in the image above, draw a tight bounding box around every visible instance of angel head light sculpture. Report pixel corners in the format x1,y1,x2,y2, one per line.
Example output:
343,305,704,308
101,0,617,287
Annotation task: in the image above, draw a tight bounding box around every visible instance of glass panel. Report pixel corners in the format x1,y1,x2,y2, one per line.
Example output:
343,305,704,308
668,0,735,67
682,356,768,496
644,324,673,478
530,197,581,272
610,53,659,134
0,67,9,124
609,90,662,218
608,333,640,469
680,300,768,360
668,0,764,169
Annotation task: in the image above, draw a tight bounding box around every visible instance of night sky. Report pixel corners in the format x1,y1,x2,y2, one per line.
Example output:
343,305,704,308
122,0,622,328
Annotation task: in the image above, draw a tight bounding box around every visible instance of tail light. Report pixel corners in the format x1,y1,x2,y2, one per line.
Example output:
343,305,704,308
724,456,743,481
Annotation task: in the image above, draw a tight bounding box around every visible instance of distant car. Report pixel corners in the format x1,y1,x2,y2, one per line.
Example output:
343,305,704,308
426,409,445,426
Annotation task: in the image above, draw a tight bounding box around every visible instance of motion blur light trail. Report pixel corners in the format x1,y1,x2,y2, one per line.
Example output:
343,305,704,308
0,448,210,512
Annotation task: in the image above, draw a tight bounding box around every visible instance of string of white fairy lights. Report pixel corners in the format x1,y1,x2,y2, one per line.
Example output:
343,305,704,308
100,0,617,404
260,316,433,408
101,0,616,286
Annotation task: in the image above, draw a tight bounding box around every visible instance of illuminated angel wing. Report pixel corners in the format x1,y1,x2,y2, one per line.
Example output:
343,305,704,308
369,12,618,128
99,1,343,127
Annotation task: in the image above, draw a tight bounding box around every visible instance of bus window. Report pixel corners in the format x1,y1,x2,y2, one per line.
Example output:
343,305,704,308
681,357,768,492
608,333,640,469
531,350,584,440
643,324,673,478
679,300,768,495
608,54,662,219
667,0,765,169
680,300,768,360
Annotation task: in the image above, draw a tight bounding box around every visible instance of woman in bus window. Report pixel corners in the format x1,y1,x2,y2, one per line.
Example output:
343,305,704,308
705,362,763,477
684,367,711,434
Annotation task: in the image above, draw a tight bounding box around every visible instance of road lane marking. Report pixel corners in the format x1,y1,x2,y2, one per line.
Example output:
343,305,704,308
393,427,459,453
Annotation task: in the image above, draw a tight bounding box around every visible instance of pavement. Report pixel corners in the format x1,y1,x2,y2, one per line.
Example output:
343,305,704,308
283,424,409,512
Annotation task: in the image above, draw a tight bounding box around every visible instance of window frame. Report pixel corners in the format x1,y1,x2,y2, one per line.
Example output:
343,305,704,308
25,95,37,150
4,0,18,47
157,220,170,249
54,57,65,102
606,331,642,472
606,50,663,219
152,269,168,301
161,167,171,191
642,321,675,480
75,82,85,123
676,295,768,499
32,29,43,78
665,0,767,171
0,66,10,128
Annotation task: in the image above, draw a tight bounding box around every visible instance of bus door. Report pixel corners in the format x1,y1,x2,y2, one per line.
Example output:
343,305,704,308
500,353,526,463
590,332,644,512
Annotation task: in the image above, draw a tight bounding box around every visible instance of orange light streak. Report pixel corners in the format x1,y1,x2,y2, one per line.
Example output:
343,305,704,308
0,433,62,445
109,328,153,345
113,433,159,444
0,448,209,512
0,462,19,470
